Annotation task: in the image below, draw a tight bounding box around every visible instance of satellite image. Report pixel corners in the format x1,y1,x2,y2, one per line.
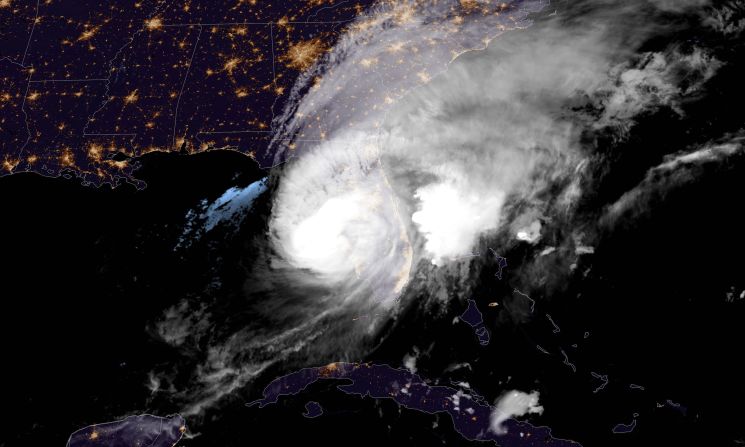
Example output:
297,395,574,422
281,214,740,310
1,0,744,446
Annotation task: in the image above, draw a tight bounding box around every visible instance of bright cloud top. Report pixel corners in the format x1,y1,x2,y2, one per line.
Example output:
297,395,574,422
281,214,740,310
268,0,552,299
412,182,507,264
490,390,545,434
268,0,721,293
270,132,413,304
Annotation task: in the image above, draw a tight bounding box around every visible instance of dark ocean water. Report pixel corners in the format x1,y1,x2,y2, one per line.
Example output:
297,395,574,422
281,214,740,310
0,151,267,445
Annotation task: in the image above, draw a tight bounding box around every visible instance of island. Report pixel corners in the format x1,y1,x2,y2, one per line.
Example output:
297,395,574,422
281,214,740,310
489,248,509,280
66,414,185,447
303,401,324,419
612,413,638,434
460,299,491,346
249,362,580,447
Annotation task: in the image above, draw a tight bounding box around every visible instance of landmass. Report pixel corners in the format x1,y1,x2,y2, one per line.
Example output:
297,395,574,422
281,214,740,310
513,289,535,313
611,413,638,434
546,314,560,333
303,401,324,418
489,248,508,279
560,349,576,372
460,299,491,346
590,371,608,393
1,0,547,187
659,399,687,415
249,362,581,447
66,414,185,447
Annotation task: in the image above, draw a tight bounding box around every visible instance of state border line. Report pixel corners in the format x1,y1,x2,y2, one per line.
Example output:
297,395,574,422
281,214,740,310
160,19,354,27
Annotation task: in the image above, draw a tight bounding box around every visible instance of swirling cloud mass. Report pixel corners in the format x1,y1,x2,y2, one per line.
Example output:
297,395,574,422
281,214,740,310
153,0,729,418
268,0,557,303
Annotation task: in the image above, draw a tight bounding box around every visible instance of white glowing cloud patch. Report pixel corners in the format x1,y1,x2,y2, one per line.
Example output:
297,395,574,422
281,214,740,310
490,390,544,434
267,0,562,280
268,0,677,294
412,182,506,264
403,353,418,373
516,220,542,244
287,192,374,276
598,47,721,126
270,132,412,303
268,1,546,164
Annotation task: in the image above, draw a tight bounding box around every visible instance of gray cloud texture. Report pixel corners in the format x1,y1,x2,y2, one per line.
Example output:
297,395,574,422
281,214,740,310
151,0,725,417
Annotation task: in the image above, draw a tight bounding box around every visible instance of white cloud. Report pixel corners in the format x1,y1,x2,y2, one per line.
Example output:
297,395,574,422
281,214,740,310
267,0,557,292
648,0,709,12
516,220,542,244
267,0,548,164
269,132,413,304
403,353,418,373
490,390,545,434
539,246,556,256
575,245,595,255
605,137,743,222
658,141,742,170
268,0,725,302
412,182,506,264
705,1,745,36
598,47,721,126
147,0,732,418
156,299,210,347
